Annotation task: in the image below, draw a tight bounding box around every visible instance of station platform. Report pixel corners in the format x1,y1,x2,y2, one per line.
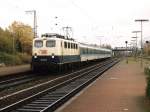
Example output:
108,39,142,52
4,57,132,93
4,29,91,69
56,59,149,112
0,64,30,76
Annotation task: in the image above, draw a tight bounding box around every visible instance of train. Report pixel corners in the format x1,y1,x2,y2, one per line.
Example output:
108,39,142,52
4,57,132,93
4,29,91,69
31,33,112,71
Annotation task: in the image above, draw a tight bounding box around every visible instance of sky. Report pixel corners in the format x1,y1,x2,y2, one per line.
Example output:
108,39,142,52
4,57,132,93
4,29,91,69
0,0,150,48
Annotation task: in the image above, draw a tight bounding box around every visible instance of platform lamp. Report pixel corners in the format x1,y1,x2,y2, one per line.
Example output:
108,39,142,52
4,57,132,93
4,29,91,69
125,41,128,63
130,39,136,57
145,41,150,56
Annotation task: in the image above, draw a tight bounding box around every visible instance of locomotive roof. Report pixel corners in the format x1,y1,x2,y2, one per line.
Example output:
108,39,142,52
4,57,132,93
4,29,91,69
41,33,75,41
33,36,78,44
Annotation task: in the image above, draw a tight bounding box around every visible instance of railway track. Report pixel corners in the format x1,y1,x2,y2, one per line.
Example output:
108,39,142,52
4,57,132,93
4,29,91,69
0,60,102,100
0,60,107,108
0,60,100,92
0,58,119,112
0,74,41,91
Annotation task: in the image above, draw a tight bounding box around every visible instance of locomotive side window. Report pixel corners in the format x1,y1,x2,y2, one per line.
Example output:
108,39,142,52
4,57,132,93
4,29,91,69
75,44,77,49
73,44,76,49
61,41,62,47
64,42,67,48
46,40,56,47
71,43,73,49
68,43,70,48
34,40,43,48
76,44,78,49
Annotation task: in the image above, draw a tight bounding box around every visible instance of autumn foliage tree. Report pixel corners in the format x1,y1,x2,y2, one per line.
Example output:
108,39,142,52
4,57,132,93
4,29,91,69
9,21,33,54
0,21,33,65
0,28,13,53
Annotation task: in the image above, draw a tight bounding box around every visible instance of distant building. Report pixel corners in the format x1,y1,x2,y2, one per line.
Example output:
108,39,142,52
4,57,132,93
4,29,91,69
112,47,133,57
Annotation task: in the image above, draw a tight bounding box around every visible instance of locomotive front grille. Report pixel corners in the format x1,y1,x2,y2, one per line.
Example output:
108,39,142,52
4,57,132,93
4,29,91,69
32,56,61,64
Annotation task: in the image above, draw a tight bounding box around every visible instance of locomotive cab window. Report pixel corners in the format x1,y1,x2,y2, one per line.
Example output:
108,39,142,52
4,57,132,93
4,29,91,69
34,40,43,48
46,40,56,47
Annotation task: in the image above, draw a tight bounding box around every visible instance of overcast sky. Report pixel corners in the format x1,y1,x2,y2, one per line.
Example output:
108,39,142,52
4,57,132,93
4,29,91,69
0,0,150,48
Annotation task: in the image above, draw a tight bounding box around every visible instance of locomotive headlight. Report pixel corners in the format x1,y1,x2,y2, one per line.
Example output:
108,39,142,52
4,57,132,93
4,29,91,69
34,53,37,58
52,55,55,59
52,53,55,59
34,55,37,58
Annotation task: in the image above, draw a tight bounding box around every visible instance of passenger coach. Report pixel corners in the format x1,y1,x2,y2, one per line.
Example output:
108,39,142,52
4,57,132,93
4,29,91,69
80,43,112,62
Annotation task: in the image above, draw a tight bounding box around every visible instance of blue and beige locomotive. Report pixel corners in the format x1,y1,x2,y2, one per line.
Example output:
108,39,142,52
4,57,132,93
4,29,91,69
31,33,112,70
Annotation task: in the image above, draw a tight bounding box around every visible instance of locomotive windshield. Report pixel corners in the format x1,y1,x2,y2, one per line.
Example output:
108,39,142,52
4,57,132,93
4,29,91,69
34,40,43,48
46,40,56,47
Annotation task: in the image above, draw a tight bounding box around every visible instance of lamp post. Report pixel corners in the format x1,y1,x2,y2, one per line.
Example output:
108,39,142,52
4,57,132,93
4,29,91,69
135,19,149,67
132,31,141,61
125,41,128,63
131,37,138,59
131,39,136,48
25,10,37,38
96,36,104,47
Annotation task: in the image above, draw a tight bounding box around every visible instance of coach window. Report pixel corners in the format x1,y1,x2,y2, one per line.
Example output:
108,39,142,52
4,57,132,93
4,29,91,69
96,50,98,54
87,48,88,54
46,40,56,47
83,48,85,54
64,42,67,48
94,49,96,54
34,40,43,48
99,50,101,54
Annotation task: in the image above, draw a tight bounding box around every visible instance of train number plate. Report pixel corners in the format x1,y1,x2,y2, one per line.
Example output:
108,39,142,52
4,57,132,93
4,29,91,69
40,50,47,54
40,58,47,61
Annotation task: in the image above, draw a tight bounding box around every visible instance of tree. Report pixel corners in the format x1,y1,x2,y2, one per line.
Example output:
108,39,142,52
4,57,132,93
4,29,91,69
0,27,13,53
101,44,112,49
9,21,33,54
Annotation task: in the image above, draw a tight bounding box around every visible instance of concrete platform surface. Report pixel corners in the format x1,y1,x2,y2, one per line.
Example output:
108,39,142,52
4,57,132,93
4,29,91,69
56,60,149,112
0,64,30,76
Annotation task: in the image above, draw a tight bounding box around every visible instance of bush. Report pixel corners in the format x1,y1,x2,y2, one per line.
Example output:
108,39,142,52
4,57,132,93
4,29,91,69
145,67,150,76
0,52,31,66
18,53,31,63
0,52,21,65
145,66,150,98
146,77,150,98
